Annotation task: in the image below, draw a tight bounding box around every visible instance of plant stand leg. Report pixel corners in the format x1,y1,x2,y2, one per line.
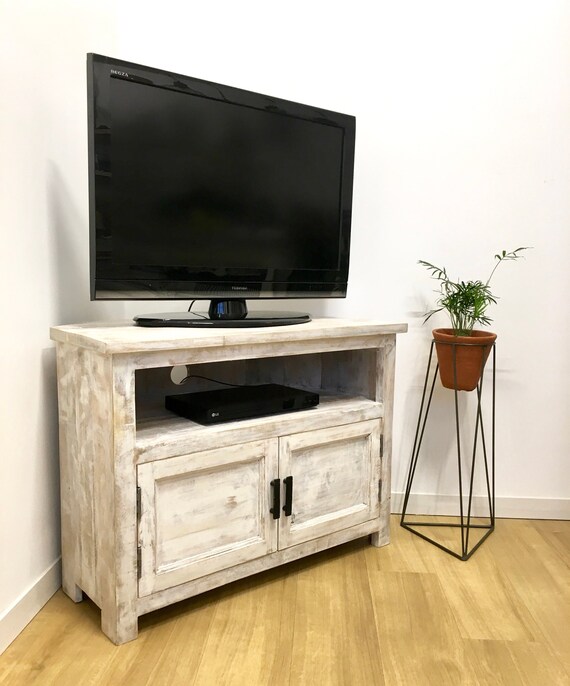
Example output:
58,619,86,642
400,342,496,560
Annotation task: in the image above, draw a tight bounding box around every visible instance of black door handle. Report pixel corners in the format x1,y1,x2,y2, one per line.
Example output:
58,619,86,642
270,479,281,519
283,475,293,517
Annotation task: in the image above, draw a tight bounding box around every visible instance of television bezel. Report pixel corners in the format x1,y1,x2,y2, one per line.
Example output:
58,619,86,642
87,53,355,302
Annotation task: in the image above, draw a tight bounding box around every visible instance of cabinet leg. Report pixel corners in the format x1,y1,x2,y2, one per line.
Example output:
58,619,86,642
62,580,83,603
101,607,139,645
370,531,389,548
62,561,83,602
370,516,390,548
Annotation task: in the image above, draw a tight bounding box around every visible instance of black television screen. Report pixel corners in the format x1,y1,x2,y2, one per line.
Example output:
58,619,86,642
87,54,356,327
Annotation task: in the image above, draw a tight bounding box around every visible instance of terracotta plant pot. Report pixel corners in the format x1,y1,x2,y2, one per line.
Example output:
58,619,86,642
432,329,497,391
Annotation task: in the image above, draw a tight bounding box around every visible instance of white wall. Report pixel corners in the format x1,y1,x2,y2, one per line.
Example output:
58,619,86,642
1,0,569,651
0,0,119,652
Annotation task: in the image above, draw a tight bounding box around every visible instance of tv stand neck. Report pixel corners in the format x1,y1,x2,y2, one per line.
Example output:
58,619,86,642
208,298,248,320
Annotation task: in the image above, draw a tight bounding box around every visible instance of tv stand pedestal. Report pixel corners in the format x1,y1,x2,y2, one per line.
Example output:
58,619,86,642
134,300,311,327
50,318,407,644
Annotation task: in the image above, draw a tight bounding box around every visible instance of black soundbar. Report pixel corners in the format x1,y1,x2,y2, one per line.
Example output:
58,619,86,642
165,383,319,425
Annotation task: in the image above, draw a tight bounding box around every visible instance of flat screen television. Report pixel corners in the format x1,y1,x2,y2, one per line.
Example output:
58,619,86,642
87,54,356,327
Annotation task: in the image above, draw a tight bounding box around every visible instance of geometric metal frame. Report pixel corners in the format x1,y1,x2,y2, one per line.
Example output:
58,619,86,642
400,339,496,560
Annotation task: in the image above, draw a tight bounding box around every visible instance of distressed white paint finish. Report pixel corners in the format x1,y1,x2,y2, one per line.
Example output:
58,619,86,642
137,518,380,616
129,335,387,371
371,335,396,547
102,355,139,643
50,319,406,644
50,319,408,355
278,420,381,548
134,350,381,424
136,396,383,464
138,440,278,596
55,344,139,644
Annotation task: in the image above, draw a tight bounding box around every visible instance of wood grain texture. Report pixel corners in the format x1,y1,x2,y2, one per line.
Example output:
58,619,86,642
372,336,396,547
279,420,381,548
1,517,568,686
56,343,85,604
137,519,380,616
56,343,114,609
50,319,405,645
101,355,139,644
138,440,279,595
55,343,140,644
128,334,388,371
50,318,408,354
135,395,383,464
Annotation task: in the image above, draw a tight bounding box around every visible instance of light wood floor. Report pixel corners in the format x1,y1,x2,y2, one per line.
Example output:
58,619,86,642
1,516,569,686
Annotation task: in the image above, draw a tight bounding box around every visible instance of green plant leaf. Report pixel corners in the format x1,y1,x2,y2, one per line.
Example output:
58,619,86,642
419,246,531,335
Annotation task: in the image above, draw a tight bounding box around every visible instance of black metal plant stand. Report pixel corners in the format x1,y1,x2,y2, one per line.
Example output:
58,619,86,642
400,339,496,561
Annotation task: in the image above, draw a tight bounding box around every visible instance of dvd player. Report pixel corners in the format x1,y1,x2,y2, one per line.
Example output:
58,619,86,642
165,383,319,425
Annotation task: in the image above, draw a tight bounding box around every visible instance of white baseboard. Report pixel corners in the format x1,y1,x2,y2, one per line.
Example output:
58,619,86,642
0,558,62,655
391,492,570,520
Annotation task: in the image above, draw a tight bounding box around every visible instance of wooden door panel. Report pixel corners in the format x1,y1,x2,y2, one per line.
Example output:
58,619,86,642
138,440,278,596
279,420,381,548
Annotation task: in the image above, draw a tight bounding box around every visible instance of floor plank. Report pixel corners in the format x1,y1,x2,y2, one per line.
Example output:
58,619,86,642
0,517,568,686
288,542,384,686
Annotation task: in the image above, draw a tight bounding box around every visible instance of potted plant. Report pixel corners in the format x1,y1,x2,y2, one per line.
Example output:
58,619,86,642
419,247,529,391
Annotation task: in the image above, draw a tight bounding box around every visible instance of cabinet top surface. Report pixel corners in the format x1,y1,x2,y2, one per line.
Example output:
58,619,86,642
50,318,407,354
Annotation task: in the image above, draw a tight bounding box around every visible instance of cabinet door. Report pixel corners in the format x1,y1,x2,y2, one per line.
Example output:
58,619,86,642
138,440,278,596
278,420,381,549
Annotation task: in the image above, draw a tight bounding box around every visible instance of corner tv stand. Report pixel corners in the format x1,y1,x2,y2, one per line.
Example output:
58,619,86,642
50,318,407,644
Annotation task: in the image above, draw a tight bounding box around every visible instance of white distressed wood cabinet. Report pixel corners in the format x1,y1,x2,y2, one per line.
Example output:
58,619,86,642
50,318,407,644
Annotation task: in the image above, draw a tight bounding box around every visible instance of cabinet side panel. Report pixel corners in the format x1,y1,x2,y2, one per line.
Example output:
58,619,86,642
101,355,138,643
57,343,84,602
56,344,112,606
88,350,117,608
372,335,396,547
